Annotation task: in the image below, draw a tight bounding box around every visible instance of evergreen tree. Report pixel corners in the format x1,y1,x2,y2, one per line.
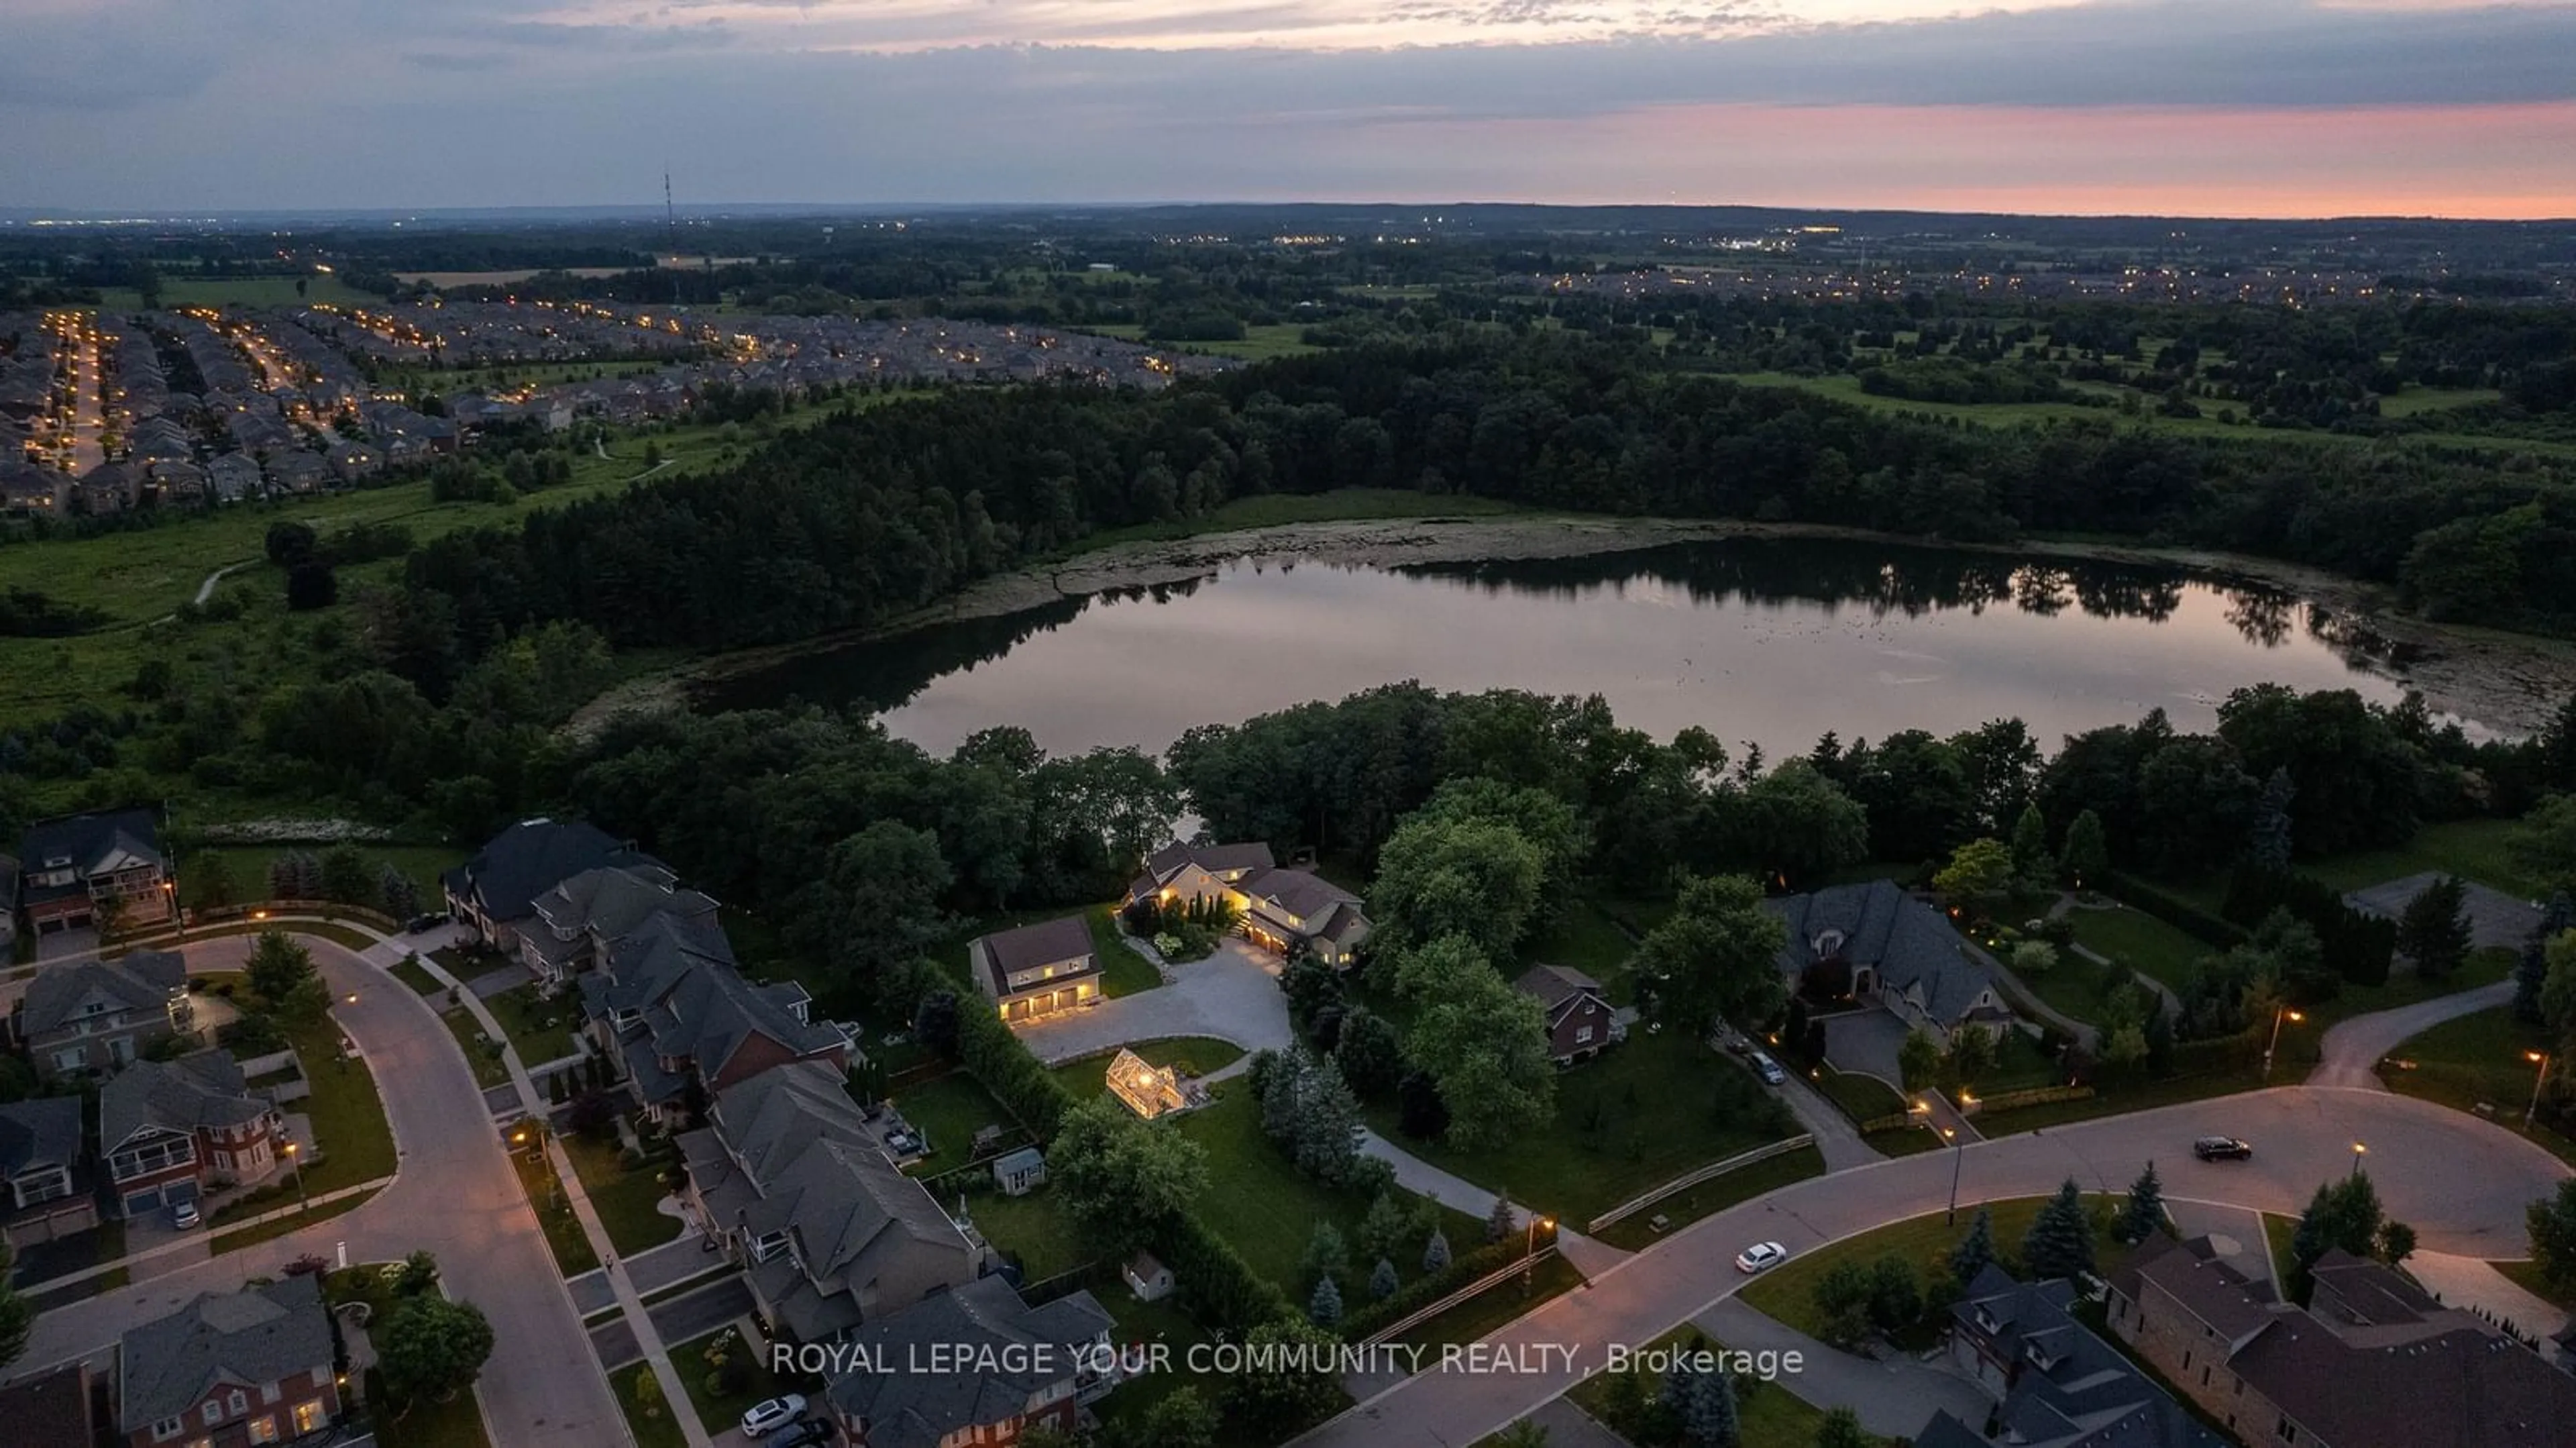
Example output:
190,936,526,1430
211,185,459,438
1814,1406,1868,1448
2517,892,2573,1024
2009,803,2053,886
2396,876,2472,980
2061,811,2109,889
1300,1223,1348,1289
1423,1230,1452,1274
1370,1257,1400,1302
1485,1194,1517,1244
1949,1206,1998,1287
1358,1191,1413,1265
2021,1179,2096,1281
2250,767,2297,872
1682,1367,1740,1447
1307,1276,1342,1328
2120,1161,2166,1243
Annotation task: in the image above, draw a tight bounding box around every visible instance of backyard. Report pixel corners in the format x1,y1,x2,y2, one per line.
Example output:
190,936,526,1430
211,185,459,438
890,1068,1022,1175
961,1186,1089,1282
1356,1028,1800,1225
1049,1036,1248,1098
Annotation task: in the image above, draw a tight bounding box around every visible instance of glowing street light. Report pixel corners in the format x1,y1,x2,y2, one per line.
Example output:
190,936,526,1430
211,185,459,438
2263,1006,2306,1080
2527,1050,2553,1130
2349,1141,2367,1179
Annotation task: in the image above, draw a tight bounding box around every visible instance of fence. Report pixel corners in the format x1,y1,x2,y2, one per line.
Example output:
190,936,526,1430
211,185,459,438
1964,1083,2095,1115
1585,1134,1816,1234
1357,1246,1564,1347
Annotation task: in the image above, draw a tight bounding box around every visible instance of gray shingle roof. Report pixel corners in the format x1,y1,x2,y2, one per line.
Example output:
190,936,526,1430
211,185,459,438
18,949,185,1036
117,1272,331,1431
1948,1263,2223,1448
824,1276,1114,1448
971,916,1097,997
449,817,661,925
17,807,163,908
1766,880,2000,1025
101,1051,266,1151
1143,840,1275,880
0,1095,83,1176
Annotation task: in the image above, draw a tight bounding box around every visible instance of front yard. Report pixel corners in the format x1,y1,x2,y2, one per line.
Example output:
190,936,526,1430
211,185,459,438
1566,1326,1883,1448
1357,1029,1799,1225
672,1325,799,1437
1739,1194,2129,1347
286,1013,396,1193
561,1128,684,1256
608,1360,690,1448
484,983,582,1066
509,1143,602,1276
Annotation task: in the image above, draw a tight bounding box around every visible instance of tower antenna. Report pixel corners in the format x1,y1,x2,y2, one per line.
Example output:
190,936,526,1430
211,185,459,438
663,168,682,307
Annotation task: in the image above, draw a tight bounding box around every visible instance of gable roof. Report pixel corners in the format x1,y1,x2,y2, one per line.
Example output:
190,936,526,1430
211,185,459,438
17,807,164,907
823,1276,1115,1448
1947,1263,2223,1448
1513,963,1609,1018
971,916,1097,996
117,1272,331,1430
1144,840,1275,881
1765,879,1999,1023
0,1095,84,1176
101,1051,266,1151
2229,1320,2576,1448
448,817,662,924
2308,1247,2447,1329
2109,1233,2279,1347
17,949,186,1037
0,1364,93,1448
582,911,841,1097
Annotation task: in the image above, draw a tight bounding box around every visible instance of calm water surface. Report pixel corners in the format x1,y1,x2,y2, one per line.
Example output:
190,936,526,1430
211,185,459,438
706,539,2430,757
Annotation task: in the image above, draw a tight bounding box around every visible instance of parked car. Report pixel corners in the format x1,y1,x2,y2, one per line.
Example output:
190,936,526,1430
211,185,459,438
2193,1136,2254,1161
1748,1051,1786,1086
1734,1241,1787,1274
170,1200,201,1229
769,1420,835,1448
741,1396,810,1437
407,913,447,933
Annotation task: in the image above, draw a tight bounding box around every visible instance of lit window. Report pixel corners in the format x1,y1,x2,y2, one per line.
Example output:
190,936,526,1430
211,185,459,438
294,1402,328,1432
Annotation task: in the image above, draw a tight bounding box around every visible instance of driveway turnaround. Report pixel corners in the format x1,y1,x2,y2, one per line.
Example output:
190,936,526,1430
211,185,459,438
1015,939,1293,1064
18,931,625,1447
1291,1084,2567,1448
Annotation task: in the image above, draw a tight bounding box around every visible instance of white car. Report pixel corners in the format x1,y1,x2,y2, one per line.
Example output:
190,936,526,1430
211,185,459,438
741,1395,810,1437
1734,1241,1787,1274
170,1200,202,1230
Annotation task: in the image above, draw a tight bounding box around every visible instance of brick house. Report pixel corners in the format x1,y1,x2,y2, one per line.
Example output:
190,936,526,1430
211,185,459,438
1513,964,1620,1065
442,817,663,953
577,908,848,1127
678,1060,986,1344
99,1052,285,1219
823,1275,1119,1448
1922,1262,2220,1448
117,1272,340,1448
13,949,193,1081
17,807,172,938
971,915,1102,1023
2106,1234,2576,1448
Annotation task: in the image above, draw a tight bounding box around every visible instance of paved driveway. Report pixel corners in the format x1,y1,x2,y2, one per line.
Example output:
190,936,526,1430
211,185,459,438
1695,1297,1990,1441
2310,978,2514,1090
2346,873,2544,953
1014,939,1293,1064
19,931,624,1447
1821,1010,1909,1088
1291,1084,2568,1448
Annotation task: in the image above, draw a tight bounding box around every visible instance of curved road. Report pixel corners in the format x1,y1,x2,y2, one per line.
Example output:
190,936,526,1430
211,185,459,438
19,933,625,1447
1296,1080,2569,1448
2309,978,2516,1089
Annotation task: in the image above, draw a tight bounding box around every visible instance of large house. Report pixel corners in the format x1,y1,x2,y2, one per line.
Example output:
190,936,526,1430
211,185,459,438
822,1274,1119,1448
0,1095,95,1245
1766,879,2011,1043
521,861,718,986
1126,841,1373,966
679,1059,987,1344
117,1272,341,1448
13,949,193,1081
443,817,663,952
17,807,172,939
1923,1262,2221,1448
578,906,848,1125
99,1051,286,1219
0,1363,95,1448
1513,964,1620,1065
970,916,1102,1023
2107,1233,2576,1448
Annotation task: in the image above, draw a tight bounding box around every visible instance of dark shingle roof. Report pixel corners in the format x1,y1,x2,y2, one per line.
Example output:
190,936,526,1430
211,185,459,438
1765,879,1998,1024
17,807,163,907
1952,1263,2222,1448
2110,1233,2278,1345
2231,1321,2576,1448
0,1095,83,1176
823,1276,1114,1448
101,1051,266,1151
117,1272,331,1430
1144,840,1275,880
18,949,185,1036
451,817,661,925
971,916,1097,996
1513,963,1607,1013
0,1364,93,1447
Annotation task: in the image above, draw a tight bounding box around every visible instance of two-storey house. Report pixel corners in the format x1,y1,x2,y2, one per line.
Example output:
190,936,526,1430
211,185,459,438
0,1095,95,1245
1124,841,1374,966
13,949,193,1081
679,1059,987,1345
1513,964,1621,1065
17,807,171,939
1923,1261,2221,1448
969,916,1102,1023
824,1275,1119,1448
441,817,663,953
99,1052,284,1219
519,862,717,987
578,909,849,1126
117,1273,341,1448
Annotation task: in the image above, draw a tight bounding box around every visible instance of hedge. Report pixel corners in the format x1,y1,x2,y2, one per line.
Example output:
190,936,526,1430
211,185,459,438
1970,1082,2095,1114
1336,1235,1532,1342
2105,873,2245,949
1156,1212,1297,1334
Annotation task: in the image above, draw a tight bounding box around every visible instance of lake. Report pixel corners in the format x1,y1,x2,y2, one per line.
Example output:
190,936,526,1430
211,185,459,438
702,538,2432,758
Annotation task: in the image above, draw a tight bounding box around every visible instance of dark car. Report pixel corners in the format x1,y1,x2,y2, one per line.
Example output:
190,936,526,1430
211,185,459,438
769,1420,837,1448
2193,1136,2253,1161
407,913,447,933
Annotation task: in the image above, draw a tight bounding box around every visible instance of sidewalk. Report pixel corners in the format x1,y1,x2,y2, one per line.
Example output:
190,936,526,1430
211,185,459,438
28,1177,396,1294
1356,1129,1629,1276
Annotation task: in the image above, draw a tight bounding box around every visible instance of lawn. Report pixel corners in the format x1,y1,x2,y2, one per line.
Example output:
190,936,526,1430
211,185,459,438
672,1325,796,1437
1392,1251,1587,1351
961,1187,1089,1282
2014,950,2139,1027
1176,1083,1480,1298
2068,907,2213,996
1086,907,1165,998
485,982,582,1066
437,1005,513,1088
561,1129,684,1256
1566,1326,1882,1448
1976,1065,2267,1136
285,1013,397,1193
364,1367,494,1448
1525,900,1642,1002
1592,1145,1827,1252
1739,1195,2127,1346
2297,817,2553,900
2378,1005,2575,1166
182,843,461,914
1358,1030,1798,1225
891,1068,1019,1172
1815,1066,1905,1124
94,275,382,310
1050,1037,1247,1098
608,1360,690,1448
390,956,445,995
207,1186,379,1253
509,1143,602,1276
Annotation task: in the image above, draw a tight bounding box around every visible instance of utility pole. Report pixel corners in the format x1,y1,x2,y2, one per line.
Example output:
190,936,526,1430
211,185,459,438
664,168,682,308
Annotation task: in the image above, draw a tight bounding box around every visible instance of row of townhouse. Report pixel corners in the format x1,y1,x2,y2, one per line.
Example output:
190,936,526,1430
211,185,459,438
443,817,1124,1447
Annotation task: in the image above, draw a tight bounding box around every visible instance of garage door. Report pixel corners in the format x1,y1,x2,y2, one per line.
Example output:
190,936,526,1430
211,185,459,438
123,1185,166,1216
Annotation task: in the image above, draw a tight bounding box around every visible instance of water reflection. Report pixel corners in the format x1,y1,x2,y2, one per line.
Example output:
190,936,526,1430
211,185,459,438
702,538,2418,758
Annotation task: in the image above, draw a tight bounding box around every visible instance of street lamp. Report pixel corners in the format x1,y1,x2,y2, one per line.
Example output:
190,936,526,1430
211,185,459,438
2349,1141,2367,1179
2262,1006,2306,1080
1523,1212,1555,1289
282,1141,309,1212
2527,1051,2553,1129
1944,1126,1965,1224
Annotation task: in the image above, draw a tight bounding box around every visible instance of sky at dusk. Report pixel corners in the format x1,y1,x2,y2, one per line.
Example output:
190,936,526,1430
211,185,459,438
4,0,2573,217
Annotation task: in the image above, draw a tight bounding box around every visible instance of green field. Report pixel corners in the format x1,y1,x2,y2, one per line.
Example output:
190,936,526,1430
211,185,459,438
93,275,383,311
2376,386,2503,418
2294,817,2552,900
2379,1005,2575,1166
2068,906,2216,996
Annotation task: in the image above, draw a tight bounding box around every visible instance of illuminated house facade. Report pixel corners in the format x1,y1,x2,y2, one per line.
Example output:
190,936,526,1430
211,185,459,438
1125,841,1373,966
